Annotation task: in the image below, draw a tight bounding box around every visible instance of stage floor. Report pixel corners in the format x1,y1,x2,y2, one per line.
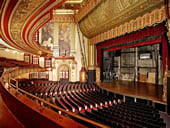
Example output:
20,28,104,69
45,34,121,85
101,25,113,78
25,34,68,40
97,80,164,103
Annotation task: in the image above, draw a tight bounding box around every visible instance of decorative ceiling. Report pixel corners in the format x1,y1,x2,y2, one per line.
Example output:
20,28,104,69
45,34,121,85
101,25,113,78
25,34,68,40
0,0,166,56
54,0,88,15
79,0,164,38
0,0,93,56
0,0,66,56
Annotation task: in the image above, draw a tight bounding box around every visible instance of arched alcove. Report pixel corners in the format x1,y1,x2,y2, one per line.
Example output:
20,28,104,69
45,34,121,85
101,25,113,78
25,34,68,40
57,64,70,81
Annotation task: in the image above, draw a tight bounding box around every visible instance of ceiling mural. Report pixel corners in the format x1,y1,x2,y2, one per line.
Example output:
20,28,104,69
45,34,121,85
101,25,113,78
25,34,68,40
79,0,164,38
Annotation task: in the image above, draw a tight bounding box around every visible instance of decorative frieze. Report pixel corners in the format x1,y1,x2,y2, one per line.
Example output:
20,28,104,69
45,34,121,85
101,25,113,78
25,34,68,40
51,15,75,22
74,0,102,23
89,6,166,44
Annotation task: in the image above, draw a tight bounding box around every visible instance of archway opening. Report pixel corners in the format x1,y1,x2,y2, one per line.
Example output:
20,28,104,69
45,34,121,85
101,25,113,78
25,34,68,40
58,65,69,83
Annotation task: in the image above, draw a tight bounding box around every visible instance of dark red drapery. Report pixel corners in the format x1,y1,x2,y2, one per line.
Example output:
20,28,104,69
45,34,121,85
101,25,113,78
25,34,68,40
165,0,169,18
96,23,169,74
162,34,170,72
104,38,162,52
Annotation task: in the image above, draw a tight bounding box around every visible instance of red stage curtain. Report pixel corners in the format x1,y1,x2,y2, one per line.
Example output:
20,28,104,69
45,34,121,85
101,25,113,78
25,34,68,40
96,23,168,73
104,38,162,52
162,35,170,72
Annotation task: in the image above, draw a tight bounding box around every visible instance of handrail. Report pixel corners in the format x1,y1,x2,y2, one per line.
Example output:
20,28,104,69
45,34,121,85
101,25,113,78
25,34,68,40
8,80,108,128
2,67,108,128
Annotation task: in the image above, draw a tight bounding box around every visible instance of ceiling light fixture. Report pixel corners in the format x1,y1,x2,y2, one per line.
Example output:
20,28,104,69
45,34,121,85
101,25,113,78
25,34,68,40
65,0,83,4
5,48,10,52
53,9,78,15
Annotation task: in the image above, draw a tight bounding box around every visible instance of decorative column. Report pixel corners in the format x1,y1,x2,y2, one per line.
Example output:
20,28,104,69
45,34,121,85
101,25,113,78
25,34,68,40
79,55,87,82
87,43,99,83
162,59,168,102
88,42,96,66
167,19,170,44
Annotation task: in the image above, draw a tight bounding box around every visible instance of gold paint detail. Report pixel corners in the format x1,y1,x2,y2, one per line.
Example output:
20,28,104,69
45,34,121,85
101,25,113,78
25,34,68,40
80,70,87,82
89,5,166,44
57,64,71,81
167,19,170,43
88,43,96,66
28,13,52,55
87,66,96,70
10,0,46,44
55,58,77,81
79,0,164,39
52,15,75,23
1,0,63,55
74,0,102,23
96,67,101,83
162,61,169,102
2,67,46,80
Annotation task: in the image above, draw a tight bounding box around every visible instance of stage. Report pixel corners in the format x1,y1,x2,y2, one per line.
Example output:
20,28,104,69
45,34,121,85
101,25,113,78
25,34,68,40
97,80,164,103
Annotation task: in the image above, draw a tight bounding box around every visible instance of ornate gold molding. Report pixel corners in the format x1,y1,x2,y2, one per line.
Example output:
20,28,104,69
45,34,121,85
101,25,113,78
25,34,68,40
87,66,96,70
167,19,170,43
57,64,71,81
74,0,102,23
10,0,46,52
89,6,166,44
2,67,46,80
52,15,75,22
88,43,96,66
96,66,101,83
28,13,53,55
80,69,87,82
0,0,65,55
79,0,164,39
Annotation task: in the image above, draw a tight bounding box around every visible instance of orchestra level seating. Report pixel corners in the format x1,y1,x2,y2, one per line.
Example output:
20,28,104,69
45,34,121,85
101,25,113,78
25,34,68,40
18,79,166,128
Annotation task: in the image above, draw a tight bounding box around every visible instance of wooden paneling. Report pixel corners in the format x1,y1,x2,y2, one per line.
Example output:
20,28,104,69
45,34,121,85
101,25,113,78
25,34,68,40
0,83,86,128
0,93,23,128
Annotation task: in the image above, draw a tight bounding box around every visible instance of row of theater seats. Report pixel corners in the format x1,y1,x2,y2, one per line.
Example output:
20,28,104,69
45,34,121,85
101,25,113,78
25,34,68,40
81,102,165,128
0,57,39,68
19,79,166,128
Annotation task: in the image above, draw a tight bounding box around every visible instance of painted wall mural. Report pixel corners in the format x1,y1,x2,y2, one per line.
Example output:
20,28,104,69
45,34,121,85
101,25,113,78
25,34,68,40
58,23,71,56
40,22,74,57
41,22,54,46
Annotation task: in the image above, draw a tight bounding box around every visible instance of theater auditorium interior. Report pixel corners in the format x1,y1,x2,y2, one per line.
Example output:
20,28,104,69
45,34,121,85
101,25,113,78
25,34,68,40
0,0,170,128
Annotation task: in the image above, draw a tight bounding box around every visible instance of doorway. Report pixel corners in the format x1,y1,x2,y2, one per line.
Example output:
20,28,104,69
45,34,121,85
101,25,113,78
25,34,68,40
58,65,70,82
